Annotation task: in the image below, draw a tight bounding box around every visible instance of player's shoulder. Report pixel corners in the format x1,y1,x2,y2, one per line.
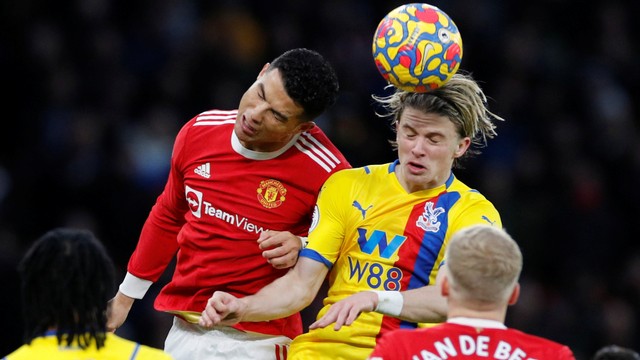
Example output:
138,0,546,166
186,109,237,129
193,109,238,122
508,328,576,358
174,109,235,150
174,109,236,139
448,175,482,195
2,343,29,360
294,128,350,174
447,176,497,208
301,126,348,156
107,334,173,359
302,125,336,148
325,162,390,183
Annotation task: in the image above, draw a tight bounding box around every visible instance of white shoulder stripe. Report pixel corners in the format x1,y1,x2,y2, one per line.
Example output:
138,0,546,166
295,132,344,173
194,110,237,126
199,109,238,117
193,119,235,126
302,132,342,164
294,142,332,172
298,136,338,169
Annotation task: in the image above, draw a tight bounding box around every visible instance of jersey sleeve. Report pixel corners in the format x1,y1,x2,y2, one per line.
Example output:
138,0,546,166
300,169,352,268
448,190,502,235
126,119,193,283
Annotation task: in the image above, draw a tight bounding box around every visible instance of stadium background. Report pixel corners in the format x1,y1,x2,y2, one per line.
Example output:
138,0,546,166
1,0,638,358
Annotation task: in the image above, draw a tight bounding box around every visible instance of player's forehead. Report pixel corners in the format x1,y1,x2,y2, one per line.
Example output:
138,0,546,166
399,107,456,134
259,69,304,120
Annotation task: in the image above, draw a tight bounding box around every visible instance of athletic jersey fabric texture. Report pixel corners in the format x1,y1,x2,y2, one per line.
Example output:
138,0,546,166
368,317,576,359
3,331,173,360
127,109,350,340
290,161,501,359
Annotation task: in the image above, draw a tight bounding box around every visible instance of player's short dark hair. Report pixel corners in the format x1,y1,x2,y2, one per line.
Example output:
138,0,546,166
594,345,640,360
19,228,115,349
269,48,339,121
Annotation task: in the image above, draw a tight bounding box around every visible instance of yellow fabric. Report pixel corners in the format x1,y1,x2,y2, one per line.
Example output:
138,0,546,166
290,163,501,359
4,332,173,360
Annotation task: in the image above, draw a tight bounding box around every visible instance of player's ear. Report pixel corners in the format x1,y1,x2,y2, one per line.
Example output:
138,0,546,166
297,121,315,133
258,63,270,78
441,275,450,297
507,283,520,305
453,137,471,158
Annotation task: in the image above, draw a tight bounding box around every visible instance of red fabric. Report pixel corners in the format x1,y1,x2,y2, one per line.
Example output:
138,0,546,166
127,110,350,339
370,322,575,359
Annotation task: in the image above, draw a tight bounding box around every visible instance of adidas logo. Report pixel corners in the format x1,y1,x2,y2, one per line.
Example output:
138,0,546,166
194,163,211,178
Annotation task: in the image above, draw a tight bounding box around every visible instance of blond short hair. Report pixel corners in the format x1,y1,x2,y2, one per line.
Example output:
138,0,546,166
446,225,522,304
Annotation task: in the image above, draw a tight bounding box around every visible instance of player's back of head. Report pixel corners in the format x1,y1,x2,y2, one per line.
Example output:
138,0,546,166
268,48,339,121
19,228,115,349
446,225,522,304
593,345,640,360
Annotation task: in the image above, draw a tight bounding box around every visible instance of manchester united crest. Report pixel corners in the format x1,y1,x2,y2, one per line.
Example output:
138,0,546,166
257,179,287,208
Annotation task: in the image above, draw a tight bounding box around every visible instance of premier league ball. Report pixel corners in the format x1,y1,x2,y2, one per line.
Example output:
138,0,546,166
372,3,463,92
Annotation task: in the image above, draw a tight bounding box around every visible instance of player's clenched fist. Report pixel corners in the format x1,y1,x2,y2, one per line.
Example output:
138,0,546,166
199,291,246,328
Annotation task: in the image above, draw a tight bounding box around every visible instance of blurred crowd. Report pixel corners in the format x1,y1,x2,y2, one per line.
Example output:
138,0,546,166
1,0,638,358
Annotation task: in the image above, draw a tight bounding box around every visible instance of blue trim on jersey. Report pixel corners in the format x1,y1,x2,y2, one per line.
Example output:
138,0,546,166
130,343,141,360
408,191,461,290
444,172,455,188
300,248,334,269
389,160,399,173
399,320,419,330
364,166,371,174
44,329,57,336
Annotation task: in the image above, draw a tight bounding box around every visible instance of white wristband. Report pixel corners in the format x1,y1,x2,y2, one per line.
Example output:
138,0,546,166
373,290,403,317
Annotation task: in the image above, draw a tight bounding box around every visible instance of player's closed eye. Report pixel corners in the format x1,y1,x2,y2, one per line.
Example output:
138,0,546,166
271,111,286,122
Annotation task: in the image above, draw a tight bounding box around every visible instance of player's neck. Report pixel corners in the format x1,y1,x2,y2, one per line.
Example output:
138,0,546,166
447,305,507,323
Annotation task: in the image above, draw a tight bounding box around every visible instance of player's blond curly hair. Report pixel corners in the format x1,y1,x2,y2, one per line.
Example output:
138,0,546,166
374,71,503,168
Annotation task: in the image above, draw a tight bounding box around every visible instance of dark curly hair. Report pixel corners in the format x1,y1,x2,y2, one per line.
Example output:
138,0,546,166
19,228,115,349
268,48,339,121
593,345,640,360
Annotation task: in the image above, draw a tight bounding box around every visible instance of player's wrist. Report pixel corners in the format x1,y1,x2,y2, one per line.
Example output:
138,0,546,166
372,290,403,317
237,297,252,322
119,272,153,299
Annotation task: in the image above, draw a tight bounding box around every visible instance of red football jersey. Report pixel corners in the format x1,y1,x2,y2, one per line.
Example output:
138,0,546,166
369,318,575,360
127,109,350,339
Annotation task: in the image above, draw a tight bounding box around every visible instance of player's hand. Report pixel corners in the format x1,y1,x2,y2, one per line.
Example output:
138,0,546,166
199,291,245,328
258,230,302,269
309,291,378,331
106,291,135,332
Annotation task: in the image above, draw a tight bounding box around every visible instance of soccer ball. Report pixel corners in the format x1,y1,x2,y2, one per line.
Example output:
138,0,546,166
372,3,463,92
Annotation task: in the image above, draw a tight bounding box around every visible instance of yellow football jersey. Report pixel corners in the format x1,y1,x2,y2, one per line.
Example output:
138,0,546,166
3,331,173,360
290,162,501,360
